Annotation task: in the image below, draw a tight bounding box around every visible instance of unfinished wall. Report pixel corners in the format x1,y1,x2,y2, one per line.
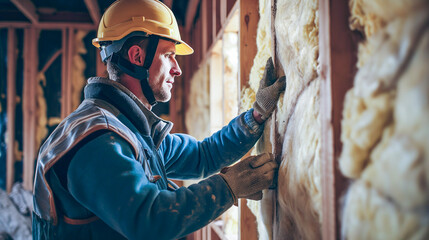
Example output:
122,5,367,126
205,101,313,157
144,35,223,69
185,61,211,141
71,30,88,111
242,0,322,239
241,1,273,238
340,0,429,239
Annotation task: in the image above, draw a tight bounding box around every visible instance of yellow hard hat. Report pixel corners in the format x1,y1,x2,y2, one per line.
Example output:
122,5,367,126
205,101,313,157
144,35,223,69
92,0,193,55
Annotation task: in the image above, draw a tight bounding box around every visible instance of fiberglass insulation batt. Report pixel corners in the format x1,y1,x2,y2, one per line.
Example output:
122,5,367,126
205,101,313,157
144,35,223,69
340,0,429,239
243,0,322,239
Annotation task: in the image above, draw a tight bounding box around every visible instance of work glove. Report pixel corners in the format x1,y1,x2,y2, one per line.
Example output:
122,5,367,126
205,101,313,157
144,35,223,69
253,57,286,121
219,153,278,205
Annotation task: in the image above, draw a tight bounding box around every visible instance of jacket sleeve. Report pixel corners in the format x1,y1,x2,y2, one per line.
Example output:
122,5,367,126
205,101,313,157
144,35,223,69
162,109,264,179
67,131,234,240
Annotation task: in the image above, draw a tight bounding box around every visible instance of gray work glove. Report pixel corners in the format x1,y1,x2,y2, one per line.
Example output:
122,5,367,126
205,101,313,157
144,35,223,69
219,153,278,205
253,57,286,121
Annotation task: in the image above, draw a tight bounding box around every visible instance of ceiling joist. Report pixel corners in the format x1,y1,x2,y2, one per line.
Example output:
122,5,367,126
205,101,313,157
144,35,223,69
10,0,39,24
84,0,101,26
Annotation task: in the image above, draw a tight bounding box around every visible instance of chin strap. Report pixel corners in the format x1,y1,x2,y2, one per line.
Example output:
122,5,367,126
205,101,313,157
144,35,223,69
109,35,160,106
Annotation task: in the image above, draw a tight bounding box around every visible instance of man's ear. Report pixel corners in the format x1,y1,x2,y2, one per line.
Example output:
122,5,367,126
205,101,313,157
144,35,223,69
128,45,145,66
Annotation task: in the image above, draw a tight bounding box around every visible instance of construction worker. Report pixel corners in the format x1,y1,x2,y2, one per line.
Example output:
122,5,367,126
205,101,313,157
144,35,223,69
32,0,286,239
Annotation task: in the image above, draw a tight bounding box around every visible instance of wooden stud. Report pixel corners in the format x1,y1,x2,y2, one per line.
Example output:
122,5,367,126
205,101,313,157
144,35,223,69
67,28,74,113
238,0,259,239
6,28,17,193
185,0,200,33
239,199,258,240
61,28,75,119
207,0,213,50
220,0,227,26
61,28,74,119
201,0,208,60
319,0,356,239
239,0,259,92
212,0,217,46
61,29,68,119
84,0,101,26
22,27,38,191
10,0,39,24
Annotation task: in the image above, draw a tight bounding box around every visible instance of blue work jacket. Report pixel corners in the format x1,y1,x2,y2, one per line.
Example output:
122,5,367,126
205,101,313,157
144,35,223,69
32,77,264,239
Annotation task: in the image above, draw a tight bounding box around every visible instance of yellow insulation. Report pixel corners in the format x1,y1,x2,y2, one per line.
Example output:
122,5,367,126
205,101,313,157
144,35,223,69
246,0,322,238
341,0,429,238
35,73,48,153
185,62,211,141
71,30,88,111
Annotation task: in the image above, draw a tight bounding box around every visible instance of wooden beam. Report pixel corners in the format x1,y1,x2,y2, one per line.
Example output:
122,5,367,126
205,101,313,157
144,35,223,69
212,0,217,46
61,28,74,119
84,0,101,26
238,1,259,238
239,199,258,240
201,0,208,59
319,0,356,239
22,27,39,191
0,22,96,30
6,28,17,193
10,0,39,24
238,0,259,91
40,49,62,75
220,0,227,26
185,0,200,33
67,28,74,113
61,29,68,119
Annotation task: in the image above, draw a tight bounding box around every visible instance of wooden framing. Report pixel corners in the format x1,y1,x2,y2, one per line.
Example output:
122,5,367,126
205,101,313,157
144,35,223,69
238,0,259,239
201,0,208,60
220,0,227,26
6,28,17,193
22,27,38,191
10,0,39,24
0,22,96,30
84,0,101,26
61,28,75,118
239,0,259,92
185,0,200,33
319,0,356,239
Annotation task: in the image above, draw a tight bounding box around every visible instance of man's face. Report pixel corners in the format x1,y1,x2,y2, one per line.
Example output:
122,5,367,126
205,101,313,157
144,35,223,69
148,39,182,102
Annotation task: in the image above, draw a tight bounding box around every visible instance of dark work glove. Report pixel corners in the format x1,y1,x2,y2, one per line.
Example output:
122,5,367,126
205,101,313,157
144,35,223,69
219,153,278,205
253,57,286,121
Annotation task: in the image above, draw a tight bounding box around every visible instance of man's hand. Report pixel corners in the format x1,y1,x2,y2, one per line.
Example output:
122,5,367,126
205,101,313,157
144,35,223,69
219,153,278,205
253,57,286,121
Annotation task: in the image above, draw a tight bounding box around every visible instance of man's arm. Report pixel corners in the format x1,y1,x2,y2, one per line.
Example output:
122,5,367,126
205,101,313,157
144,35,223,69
162,109,264,179
163,58,286,179
67,132,234,240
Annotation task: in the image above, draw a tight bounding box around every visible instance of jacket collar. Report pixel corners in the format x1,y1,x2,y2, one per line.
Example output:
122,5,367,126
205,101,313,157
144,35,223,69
84,77,173,149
